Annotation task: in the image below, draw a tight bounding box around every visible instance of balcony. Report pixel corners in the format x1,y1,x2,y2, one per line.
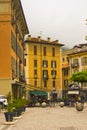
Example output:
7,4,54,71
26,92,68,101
71,63,79,68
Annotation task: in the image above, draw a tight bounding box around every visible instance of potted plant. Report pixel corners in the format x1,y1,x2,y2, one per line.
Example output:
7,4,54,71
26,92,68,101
20,98,27,112
4,102,15,122
13,99,23,117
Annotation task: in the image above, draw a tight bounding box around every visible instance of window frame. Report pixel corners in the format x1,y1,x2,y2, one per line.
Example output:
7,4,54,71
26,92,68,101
43,47,46,56
43,60,48,68
44,81,47,88
34,45,37,55
52,47,55,57
34,80,37,87
34,60,37,67
51,61,56,68
53,81,56,87
64,69,68,76
81,57,87,66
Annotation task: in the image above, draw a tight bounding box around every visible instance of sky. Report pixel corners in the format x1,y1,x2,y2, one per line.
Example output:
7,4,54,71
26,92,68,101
21,0,87,48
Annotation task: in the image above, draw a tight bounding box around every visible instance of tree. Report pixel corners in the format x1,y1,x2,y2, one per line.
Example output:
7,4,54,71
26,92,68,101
70,71,87,88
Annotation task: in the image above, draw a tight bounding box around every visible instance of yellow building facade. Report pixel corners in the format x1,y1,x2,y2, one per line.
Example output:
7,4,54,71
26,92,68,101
24,36,64,98
0,0,29,98
62,49,74,97
62,44,87,98
69,44,87,87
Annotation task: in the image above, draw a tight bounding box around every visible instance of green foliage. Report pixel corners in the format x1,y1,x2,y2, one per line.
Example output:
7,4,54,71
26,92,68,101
6,102,15,112
6,92,12,103
5,98,28,113
13,99,21,109
13,99,27,109
70,71,87,83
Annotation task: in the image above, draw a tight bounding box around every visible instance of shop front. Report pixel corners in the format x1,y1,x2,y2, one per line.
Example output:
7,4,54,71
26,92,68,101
29,90,47,105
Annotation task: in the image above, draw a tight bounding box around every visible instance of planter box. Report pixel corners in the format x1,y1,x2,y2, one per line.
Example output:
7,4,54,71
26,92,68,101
4,112,14,122
14,108,22,117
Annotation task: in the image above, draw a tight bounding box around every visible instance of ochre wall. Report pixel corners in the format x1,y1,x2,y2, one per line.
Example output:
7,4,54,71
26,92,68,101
0,22,11,78
0,1,11,78
0,79,12,95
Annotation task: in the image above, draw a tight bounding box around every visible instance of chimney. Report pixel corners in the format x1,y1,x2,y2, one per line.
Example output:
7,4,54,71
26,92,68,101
54,40,59,43
47,37,50,42
55,40,58,43
28,35,31,40
38,36,41,41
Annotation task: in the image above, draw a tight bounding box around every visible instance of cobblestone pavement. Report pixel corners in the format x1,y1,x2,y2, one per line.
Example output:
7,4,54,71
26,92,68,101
0,110,6,130
1,104,87,130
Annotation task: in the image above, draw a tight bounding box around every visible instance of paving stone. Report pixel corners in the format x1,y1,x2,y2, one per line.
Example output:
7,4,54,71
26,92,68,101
0,104,87,130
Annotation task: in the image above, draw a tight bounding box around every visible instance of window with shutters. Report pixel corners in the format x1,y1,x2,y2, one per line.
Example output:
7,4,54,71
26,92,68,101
51,61,56,68
34,46,37,55
43,60,48,68
52,47,55,57
34,60,37,67
43,47,46,56
81,57,87,66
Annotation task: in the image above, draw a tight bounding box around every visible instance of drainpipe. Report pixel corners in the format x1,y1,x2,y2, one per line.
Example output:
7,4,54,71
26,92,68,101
16,25,19,99
16,25,19,78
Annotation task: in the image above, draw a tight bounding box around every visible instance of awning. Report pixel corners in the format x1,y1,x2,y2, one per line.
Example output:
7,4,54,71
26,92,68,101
29,90,47,96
